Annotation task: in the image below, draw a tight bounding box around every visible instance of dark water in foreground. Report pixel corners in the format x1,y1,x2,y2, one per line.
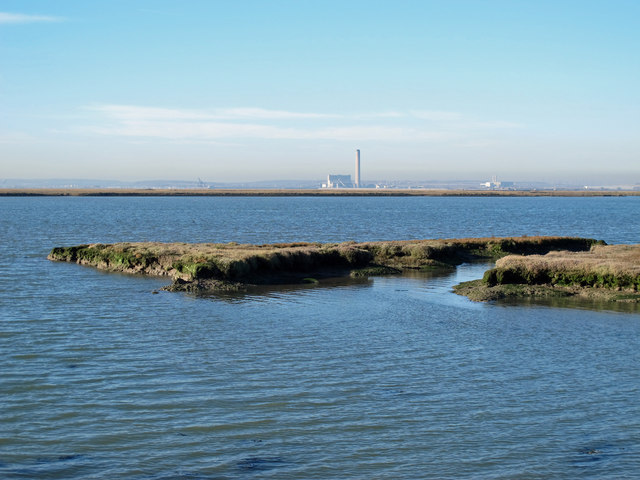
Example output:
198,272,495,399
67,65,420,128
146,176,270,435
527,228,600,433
1,196,639,479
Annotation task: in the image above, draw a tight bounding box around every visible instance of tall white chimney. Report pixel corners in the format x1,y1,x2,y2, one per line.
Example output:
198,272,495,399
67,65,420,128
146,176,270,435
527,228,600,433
355,149,361,188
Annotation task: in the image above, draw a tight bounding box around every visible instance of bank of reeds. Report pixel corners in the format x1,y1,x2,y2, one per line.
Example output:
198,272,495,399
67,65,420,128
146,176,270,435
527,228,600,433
484,244,640,290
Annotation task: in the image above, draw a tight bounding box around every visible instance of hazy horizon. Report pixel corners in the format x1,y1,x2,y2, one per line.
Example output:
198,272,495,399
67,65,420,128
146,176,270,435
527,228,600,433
1,1,638,183
3,175,639,190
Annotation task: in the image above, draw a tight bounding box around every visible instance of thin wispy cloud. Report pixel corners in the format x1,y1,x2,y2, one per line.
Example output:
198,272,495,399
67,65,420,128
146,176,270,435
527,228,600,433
471,120,522,129
0,12,63,24
84,121,452,142
88,105,218,121
86,105,339,121
0,131,36,144
353,111,405,119
218,108,338,120
81,104,518,142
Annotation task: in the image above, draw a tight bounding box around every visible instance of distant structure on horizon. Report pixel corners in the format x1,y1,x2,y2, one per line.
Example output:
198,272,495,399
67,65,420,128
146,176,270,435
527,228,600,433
355,149,361,188
322,149,361,189
482,175,515,190
325,174,353,188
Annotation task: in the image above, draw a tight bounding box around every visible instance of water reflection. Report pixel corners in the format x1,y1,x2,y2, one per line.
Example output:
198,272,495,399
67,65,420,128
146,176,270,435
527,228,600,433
191,275,374,303
499,296,640,314
186,264,477,304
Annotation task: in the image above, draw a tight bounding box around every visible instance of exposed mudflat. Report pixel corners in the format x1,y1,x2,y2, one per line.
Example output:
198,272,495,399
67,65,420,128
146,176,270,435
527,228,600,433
453,279,640,303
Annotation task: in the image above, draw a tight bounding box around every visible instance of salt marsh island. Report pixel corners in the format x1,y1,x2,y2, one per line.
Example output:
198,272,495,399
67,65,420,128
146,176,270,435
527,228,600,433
49,236,600,294
454,243,640,303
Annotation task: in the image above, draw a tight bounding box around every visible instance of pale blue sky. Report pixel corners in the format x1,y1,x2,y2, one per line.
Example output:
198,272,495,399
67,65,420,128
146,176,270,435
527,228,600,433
1,0,638,183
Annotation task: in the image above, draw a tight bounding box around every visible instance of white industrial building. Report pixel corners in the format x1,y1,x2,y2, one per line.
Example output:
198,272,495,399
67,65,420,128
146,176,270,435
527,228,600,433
322,150,361,189
482,176,515,190
323,175,353,188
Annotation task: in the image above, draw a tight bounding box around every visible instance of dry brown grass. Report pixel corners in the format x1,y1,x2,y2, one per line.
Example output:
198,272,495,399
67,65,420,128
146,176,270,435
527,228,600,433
496,244,640,277
486,244,640,290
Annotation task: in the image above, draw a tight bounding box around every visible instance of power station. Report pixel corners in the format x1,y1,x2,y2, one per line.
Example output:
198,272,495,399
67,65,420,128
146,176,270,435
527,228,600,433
323,149,362,189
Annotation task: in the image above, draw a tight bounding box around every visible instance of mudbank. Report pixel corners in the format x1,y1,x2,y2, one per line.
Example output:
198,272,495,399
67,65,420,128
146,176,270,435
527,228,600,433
454,243,640,303
48,236,599,293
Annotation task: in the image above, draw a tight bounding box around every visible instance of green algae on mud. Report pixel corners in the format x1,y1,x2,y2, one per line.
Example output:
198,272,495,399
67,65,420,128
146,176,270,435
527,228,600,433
48,236,600,293
454,244,640,303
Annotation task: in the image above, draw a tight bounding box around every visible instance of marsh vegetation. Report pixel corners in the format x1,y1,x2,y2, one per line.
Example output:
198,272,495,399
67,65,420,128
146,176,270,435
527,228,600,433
48,236,599,292
455,244,640,302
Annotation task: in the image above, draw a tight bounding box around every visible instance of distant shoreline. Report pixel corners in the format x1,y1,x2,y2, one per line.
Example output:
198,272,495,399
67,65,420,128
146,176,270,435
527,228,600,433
2,188,640,197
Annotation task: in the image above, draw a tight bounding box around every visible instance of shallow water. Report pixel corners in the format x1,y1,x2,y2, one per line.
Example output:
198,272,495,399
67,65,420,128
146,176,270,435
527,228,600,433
1,196,639,478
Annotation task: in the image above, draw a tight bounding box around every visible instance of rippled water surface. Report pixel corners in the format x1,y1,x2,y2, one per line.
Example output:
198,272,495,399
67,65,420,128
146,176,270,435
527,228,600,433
1,196,639,479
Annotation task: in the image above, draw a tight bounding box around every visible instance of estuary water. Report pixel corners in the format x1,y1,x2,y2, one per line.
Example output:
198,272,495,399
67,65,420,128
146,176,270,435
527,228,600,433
1,195,639,479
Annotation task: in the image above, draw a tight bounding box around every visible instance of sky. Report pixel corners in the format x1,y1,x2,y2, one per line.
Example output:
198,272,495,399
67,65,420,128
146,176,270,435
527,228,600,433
1,0,638,184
